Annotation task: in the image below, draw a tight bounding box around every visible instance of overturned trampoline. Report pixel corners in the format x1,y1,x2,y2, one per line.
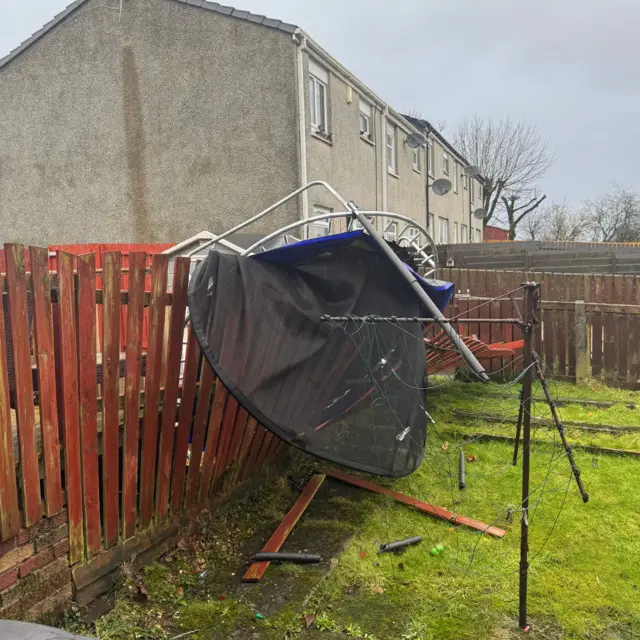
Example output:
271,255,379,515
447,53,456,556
185,182,488,477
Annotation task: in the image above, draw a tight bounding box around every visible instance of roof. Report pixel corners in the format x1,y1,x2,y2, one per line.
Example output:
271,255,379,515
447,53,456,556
403,114,473,170
0,0,298,71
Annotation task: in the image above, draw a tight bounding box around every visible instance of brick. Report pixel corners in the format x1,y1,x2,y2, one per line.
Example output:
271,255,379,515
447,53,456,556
19,546,54,578
24,582,73,621
0,537,16,557
0,568,18,592
34,523,68,552
54,538,70,559
1,556,71,613
0,543,34,574
50,509,68,530
16,528,31,545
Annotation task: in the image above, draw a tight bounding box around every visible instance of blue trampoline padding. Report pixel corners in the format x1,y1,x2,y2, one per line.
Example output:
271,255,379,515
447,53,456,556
251,230,454,313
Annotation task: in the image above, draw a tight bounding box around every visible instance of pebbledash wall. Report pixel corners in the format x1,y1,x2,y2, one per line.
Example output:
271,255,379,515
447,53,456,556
0,510,71,619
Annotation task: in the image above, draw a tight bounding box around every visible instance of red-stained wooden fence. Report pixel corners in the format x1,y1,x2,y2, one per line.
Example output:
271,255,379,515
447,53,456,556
0,244,289,577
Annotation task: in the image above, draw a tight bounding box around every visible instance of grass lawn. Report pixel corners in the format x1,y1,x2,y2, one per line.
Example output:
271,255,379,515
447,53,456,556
53,378,640,640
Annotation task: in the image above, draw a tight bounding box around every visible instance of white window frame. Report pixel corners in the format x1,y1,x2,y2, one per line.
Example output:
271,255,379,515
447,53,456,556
350,215,376,231
386,125,397,174
452,163,459,192
359,99,372,139
407,227,420,241
438,217,449,244
463,173,468,190
460,224,468,244
412,147,422,173
428,213,435,235
386,221,398,241
309,60,329,135
442,152,450,176
470,178,475,202
427,141,435,177
453,222,459,244
475,228,482,243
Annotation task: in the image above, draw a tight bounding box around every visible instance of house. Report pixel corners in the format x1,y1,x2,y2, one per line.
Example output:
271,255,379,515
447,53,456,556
404,116,485,246
483,225,510,242
0,0,441,247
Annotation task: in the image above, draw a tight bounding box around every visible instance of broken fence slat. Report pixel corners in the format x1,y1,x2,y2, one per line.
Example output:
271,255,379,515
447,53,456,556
243,473,326,582
324,468,506,539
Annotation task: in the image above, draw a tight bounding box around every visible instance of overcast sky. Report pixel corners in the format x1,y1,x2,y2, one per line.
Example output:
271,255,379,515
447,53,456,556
2,0,639,214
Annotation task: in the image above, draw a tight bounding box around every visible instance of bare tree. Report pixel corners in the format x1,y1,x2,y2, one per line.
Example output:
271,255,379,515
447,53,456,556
520,202,586,241
582,183,640,242
453,116,554,236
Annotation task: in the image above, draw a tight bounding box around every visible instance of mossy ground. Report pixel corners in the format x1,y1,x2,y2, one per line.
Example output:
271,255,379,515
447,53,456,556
54,379,639,640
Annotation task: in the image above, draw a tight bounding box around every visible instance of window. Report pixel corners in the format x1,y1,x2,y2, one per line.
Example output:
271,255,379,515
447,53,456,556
453,222,459,244
442,152,450,175
309,60,329,134
453,163,459,192
475,228,482,243
407,227,420,242
428,213,435,235
460,224,468,243
359,99,371,138
386,125,397,174
463,173,468,190
470,178,475,202
412,147,422,172
427,141,435,176
438,217,449,244
350,215,375,231
385,221,398,241
310,205,332,237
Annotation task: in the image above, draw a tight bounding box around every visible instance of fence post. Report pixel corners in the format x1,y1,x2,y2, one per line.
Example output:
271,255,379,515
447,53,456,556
575,300,590,383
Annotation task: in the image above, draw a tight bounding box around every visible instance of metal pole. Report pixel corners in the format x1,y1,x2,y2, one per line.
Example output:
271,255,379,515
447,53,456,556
512,387,524,465
519,282,539,629
348,202,489,382
533,352,589,503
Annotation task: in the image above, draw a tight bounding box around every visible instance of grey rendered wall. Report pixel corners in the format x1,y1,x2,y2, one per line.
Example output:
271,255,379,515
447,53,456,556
0,0,299,246
305,59,380,226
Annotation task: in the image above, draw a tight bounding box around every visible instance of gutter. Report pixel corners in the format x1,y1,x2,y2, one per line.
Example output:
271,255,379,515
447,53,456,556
381,106,389,211
293,31,309,229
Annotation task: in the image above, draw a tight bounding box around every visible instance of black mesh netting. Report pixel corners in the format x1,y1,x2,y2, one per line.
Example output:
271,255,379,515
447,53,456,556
188,240,430,477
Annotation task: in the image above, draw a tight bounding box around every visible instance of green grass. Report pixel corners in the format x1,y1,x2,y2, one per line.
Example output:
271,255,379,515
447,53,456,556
67,379,639,640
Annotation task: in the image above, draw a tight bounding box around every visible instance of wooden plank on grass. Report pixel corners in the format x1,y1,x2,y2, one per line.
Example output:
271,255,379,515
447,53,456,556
243,473,326,582
57,251,85,563
170,327,201,514
155,257,190,522
139,254,169,530
198,381,227,503
122,252,146,540
5,244,42,526
325,468,506,538
0,275,20,541
185,363,215,508
77,254,102,555
29,247,64,518
102,252,121,546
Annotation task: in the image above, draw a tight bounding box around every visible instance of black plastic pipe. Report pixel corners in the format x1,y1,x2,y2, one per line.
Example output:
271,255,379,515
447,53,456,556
378,536,422,554
459,449,466,490
250,552,322,564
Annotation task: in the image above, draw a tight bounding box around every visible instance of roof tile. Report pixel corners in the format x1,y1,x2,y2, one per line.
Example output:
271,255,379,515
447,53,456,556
215,5,234,16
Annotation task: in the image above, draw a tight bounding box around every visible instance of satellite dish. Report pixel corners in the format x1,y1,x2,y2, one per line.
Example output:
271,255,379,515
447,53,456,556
431,178,452,196
405,132,426,149
463,165,480,177
473,207,487,220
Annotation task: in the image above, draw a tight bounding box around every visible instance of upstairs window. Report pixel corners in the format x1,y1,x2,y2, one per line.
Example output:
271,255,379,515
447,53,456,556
309,60,329,135
359,100,372,138
412,147,422,172
386,125,397,174
442,152,450,176
452,163,459,192
427,141,435,175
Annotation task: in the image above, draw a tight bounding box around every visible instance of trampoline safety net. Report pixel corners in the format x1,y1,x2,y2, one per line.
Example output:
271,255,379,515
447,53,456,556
188,232,453,477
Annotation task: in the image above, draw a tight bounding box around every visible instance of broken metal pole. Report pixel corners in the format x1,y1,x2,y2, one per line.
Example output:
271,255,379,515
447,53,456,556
348,203,489,382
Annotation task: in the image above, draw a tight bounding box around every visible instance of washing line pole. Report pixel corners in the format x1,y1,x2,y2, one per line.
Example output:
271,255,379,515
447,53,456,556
347,201,490,382
518,282,539,629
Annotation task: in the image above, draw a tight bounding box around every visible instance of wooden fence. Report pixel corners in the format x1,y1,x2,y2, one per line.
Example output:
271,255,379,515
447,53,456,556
439,241,640,275
441,268,640,388
0,244,287,612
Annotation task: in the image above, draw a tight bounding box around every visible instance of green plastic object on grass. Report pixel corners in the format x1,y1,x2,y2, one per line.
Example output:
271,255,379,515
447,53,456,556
430,545,445,556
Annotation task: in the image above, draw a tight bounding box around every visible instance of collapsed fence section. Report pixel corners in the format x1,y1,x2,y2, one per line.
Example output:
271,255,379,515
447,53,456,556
0,244,288,613
437,269,640,388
